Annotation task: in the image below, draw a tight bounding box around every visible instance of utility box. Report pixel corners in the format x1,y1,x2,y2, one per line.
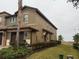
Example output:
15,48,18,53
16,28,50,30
59,54,64,59
67,55,74,59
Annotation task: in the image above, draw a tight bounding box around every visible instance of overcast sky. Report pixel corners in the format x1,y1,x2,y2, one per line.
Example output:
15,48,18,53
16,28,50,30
0,0,79,41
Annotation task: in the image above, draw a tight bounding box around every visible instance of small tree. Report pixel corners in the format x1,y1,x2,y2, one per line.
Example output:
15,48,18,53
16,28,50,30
58,35,63,44
73,33,79,44
58,35,63,41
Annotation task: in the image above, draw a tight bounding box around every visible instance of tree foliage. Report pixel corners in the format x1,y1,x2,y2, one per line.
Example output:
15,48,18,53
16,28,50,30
73,33,79,44
67,0,79,8
58,35,63,41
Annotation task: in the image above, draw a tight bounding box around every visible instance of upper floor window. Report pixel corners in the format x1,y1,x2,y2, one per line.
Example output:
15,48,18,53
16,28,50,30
10,17,16,23
0,17,2,22
23,15,28,23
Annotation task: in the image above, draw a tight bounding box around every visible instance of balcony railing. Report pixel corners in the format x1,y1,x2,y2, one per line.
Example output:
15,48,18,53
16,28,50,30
7,22,17,27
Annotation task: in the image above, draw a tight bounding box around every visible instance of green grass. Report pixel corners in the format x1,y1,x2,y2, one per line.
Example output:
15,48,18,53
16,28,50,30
28,44,79,59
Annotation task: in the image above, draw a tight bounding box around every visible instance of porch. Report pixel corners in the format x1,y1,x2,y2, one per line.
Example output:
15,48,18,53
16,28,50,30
0,27,38,48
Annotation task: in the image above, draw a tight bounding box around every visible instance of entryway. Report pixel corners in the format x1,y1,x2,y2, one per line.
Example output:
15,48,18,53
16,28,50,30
11,32,16,45
10,32,24,45
0,33,3,45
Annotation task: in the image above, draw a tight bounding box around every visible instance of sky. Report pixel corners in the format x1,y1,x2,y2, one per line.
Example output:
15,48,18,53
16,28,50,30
0,0,79,41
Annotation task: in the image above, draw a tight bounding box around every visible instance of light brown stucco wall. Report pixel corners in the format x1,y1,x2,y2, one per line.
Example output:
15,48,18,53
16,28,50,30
23,8,57,44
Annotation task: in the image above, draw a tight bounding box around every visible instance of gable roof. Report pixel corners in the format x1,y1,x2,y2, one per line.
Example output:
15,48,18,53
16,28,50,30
0,11,11,15
15,6,57,30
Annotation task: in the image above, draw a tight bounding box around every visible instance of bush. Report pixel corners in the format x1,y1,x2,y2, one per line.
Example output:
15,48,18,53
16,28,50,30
19,40,27,47
10,40,27,48
31,40,58,50
0,47,15,59
73,43,79,49
57,41,61,44
0,46,31,59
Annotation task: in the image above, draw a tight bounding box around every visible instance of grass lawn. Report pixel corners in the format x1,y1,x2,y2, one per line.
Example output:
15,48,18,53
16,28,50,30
28,44,79,59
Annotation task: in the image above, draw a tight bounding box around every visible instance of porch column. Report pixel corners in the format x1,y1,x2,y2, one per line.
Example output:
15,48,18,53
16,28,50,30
24,31,31,45
2,31,7,47
6,32,11,46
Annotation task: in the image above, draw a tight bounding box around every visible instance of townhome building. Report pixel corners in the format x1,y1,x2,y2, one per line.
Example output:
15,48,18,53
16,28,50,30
0,0,57,49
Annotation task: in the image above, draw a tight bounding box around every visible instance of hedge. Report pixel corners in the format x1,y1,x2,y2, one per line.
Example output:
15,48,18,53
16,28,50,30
31,40,58,50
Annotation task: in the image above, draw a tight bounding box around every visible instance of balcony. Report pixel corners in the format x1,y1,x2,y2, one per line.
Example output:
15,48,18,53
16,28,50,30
7,22,17,27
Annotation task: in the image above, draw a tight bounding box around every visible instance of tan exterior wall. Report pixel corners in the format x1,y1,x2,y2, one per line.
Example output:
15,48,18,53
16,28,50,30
31,32,37,44
0,13,9,27
22,8,57,44
0,8,57,46
0,13,10,47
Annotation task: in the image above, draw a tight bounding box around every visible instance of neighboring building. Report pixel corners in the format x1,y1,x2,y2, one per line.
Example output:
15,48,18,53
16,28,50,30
0,1,57,49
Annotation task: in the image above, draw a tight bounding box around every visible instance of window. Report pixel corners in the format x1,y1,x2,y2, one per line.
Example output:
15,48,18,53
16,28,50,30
13,17,16,23
23,15,28,23
0,17,2,22
25,32,30,39
10,17,16,23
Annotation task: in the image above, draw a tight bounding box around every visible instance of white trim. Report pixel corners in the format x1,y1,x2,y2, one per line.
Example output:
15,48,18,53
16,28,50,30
24,31,31,44
6,32,11,46
24,14,28,23
26,39,30,44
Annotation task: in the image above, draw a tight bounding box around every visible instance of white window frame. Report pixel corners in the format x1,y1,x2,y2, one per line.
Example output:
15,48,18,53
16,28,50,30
23,14,28,23
10,17,16,23
13,17,16,23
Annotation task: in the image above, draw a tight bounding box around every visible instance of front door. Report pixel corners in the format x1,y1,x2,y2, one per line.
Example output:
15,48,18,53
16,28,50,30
11,32,16,45
0,33,2,45
11,32,24,45
19,32,24,42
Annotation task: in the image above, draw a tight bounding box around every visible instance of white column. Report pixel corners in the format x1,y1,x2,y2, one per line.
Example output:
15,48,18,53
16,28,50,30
24,31,31,45
6,32,11,46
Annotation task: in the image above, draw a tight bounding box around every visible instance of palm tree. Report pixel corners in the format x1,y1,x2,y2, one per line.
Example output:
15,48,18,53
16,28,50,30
73,33,79,44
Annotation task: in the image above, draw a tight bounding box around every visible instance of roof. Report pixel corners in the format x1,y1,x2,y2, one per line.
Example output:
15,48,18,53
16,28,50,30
6,15,17,18
0,11,11,15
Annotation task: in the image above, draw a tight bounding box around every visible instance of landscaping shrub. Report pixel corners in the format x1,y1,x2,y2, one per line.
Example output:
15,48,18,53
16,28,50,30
10,42,16,48
73,43,79,49
31,40,58,50
0,47,15,59
10,40,27,48
0,46,31,59
19,40,27,47
57,41,61,44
